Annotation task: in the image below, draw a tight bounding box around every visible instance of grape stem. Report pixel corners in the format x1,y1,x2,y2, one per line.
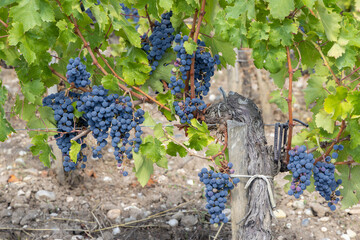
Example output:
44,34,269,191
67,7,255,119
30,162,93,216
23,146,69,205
70,129,91,141
341,65,360,81
145,5,154,32
307,135,350,153
314,120,347,164
334,160,355,165
98,23,113,49
0,35,8,39
48,66,90,92
93,48,171,112
189,0,206,99
285,46,294,165
299,31,341,85
0,18,8,28
210,130,228,161
185,10,199,92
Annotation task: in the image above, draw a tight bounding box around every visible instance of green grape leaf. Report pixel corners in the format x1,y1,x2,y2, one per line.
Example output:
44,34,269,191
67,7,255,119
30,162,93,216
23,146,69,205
8,23,36,64
21,79,45,103
133,152,154,187
302,0,315,9
335,47,357,70
156,156,168,169
203,36,236,67
183,41,197,54
38,106,57,130
9,0,42,32
38,0,55,23
315,0,341,42
156,91,176,121
159,0,173,11
69,140,81,163
153,123,165,138
112,15,141,48
101,75,120,93
303,75,327,108
324,87,353,120
142,111,157,128
30,134,54,168
336,165,360,209
315,110,335,133
347,91,360,115
269,19,298,47
266,0,294,19
166,142,187,157
327,43,345,59
264,47,287,73
225,0,255,19
186,119,214,151
205,143,222,157
71,102,84,118
141,135,166,163
0,83,15,141
144,51,176,92
269,90,288,113
248,22,270,41
348,120,360,149
0,117,15,142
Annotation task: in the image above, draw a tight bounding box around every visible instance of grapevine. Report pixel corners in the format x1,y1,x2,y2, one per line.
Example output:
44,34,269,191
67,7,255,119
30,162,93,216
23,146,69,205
0,1,360,234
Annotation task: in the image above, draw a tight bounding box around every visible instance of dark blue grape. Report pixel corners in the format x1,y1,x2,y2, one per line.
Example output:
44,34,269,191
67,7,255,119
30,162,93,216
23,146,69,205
198,164,239,224
287,146,314,199
313,160,342,211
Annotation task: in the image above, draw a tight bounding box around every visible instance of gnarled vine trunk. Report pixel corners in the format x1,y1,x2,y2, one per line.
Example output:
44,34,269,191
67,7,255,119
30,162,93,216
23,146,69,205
205,91,279,240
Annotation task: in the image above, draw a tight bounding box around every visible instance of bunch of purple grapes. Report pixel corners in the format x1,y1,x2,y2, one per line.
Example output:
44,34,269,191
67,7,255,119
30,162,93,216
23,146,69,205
313,144,343,211
198,163,240,224
43,91,88,171
66,57,91,88
77,86,145,176
141,12,175,74
287,145,314,199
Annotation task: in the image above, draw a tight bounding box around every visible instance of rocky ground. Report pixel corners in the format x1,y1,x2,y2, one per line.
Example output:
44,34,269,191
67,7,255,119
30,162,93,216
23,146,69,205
0,68,359,240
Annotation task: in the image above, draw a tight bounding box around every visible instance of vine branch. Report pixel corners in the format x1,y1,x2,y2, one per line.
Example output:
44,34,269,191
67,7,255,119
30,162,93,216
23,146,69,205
48,66,90,92
145,5,154,32
285,46,294,165
94,48,171,112
189,0,206,99
300,31,340,85
185,9,199,92
0,18,8,28
315,120,346,164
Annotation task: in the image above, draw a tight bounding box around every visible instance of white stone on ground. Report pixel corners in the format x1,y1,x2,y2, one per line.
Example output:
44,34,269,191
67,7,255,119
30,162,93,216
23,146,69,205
167,219,179,227
346,229,357,238
274,209,286,219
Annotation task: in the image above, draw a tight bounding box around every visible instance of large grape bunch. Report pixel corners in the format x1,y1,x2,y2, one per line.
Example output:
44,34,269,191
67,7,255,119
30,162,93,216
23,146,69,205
141,12,175,74
108,96,145,167
77,85,145,175
43,91,88,171
198,163,240,224
66,57,91,88
287,145,314,199
170,34,221,124
313,145,343,211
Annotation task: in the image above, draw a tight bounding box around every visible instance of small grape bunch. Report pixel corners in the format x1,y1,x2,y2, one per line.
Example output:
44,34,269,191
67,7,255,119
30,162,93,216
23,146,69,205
66,57,91,88
198,162,240,224
287,145,314,199
312,144,344,210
